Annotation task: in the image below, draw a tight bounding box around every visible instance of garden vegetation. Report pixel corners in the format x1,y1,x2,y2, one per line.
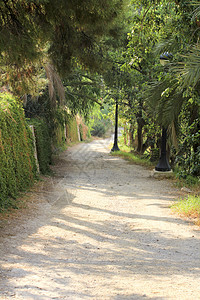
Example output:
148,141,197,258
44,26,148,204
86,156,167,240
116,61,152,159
0,93,37,210
0,0,199,220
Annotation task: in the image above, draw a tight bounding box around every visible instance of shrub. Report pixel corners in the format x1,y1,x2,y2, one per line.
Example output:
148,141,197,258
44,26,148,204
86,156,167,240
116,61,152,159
176,116,200,177
24,92,68,150
150,148,160,162
91,121,106,137
0,93,37,210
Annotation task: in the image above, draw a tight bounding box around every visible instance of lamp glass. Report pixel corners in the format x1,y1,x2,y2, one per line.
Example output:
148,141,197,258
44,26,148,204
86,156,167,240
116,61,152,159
160,59,169,66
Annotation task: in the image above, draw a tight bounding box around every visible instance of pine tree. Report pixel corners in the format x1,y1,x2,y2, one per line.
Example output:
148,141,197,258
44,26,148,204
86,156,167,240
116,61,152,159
0,0,126,75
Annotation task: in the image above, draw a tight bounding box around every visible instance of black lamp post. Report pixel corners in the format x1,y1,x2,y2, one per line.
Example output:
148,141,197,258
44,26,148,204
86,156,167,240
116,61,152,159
155,52,172,172
111,99,120,152
155,127,171,171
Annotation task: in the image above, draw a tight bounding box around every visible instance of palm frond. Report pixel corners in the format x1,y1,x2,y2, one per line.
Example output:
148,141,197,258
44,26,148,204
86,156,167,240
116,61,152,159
146,77,185,127
172,44,200,88
154,38,177,57
191,2,200,20
168,121,179,150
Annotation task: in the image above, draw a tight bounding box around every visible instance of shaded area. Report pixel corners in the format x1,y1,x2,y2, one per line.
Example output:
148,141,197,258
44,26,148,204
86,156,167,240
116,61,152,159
0,138,200,299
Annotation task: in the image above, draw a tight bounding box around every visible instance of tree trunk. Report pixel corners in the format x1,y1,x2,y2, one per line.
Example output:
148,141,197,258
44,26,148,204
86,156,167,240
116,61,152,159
123,123,127,145
136,99,145,154
136,119,143,153
129,122,135,147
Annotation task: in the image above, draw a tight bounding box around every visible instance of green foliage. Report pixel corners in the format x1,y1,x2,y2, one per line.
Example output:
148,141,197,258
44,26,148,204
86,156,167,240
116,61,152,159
176,145,200,177
66,117,79,143
28,118,52,174
63,69,102,118
150,148,160,162
102,1,168,155
0,0,126,87
24,92,55,128
52,108,69,149
25,91,70,150
112,136,156,167
171,195,200,222
175,100,200,177
175,174,200,187
111,149,154,168
88,103,112,137
86,128,91,139
0,93,37,210
126,0,200,175
91,121,106,137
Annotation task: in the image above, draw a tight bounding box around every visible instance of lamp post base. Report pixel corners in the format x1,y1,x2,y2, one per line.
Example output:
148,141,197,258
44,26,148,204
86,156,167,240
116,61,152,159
152,169,173,179
155,156,171,172
111,142,120,152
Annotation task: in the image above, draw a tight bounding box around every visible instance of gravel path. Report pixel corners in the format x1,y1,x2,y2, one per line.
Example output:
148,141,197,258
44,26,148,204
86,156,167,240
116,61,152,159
0,138,200,300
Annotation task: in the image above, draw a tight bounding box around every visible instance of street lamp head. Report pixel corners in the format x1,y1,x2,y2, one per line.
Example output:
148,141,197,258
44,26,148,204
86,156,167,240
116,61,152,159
160,52,173,66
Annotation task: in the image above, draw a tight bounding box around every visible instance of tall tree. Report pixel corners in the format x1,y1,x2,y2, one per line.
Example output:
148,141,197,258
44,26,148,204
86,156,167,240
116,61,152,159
0,0,126,96
0,0,125,73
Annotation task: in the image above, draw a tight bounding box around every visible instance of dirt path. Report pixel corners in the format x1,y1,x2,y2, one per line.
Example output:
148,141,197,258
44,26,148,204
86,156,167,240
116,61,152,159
0,138,200,300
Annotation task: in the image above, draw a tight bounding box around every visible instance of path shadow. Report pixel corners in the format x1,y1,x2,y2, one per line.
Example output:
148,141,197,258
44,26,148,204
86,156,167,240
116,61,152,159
0,139,199,299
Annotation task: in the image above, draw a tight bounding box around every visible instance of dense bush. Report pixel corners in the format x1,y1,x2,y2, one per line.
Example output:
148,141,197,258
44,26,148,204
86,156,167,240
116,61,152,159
28,118,52,174
0,93,37,210
91,121,106,137
24,93,79,149
176,117,200,177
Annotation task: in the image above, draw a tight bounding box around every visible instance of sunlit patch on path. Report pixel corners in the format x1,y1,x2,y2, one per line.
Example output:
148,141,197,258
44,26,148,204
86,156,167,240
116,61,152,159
0,138,200,299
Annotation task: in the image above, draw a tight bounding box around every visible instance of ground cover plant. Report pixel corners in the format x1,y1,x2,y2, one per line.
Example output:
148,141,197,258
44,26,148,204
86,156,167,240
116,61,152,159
172,195,200,225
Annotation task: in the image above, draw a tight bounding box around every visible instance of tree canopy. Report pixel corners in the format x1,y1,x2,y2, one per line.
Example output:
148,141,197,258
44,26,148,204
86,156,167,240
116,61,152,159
0,0,125,72
0,0,200,178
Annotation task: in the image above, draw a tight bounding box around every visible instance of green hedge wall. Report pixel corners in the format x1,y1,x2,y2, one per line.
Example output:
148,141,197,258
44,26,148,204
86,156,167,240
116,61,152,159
29,118,52,174
66,117,79,142
0,93,37,210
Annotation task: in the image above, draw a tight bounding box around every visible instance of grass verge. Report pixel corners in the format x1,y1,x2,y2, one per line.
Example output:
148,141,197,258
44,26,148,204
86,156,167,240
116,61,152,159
110,149,155,169
111,145,200,226
171,195,200,225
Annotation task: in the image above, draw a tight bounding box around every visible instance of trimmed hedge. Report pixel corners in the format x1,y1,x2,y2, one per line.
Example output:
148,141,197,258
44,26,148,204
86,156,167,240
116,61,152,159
0,93,37,210
29,118,52,174
66,117,79,142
